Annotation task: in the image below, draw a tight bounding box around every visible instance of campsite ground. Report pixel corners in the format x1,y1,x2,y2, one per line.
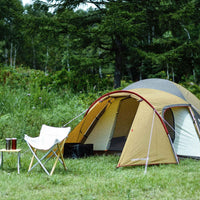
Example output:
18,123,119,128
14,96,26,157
1,69,200,199
0,141,200,200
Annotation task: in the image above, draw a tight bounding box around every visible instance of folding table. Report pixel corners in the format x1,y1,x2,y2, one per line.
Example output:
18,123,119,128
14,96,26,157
0,149,21,174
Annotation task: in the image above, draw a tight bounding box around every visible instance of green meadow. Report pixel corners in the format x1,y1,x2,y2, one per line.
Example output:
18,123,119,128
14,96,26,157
1,68,200,200
0,141,200,200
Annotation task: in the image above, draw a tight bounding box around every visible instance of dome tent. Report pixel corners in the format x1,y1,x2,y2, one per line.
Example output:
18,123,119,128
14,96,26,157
66,79,200,168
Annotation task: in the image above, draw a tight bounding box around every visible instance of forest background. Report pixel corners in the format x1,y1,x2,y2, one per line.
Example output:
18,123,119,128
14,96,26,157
0,0,200,139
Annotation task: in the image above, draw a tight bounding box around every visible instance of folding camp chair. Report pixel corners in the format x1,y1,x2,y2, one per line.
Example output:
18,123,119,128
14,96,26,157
24,124,71,176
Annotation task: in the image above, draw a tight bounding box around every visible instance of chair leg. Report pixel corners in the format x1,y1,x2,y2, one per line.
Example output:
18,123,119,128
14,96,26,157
50,141,67,176
57,142,67,170
28,148,36,171
50,150,60,176
26,142,50,176
51,149,63,164
26,138,68,176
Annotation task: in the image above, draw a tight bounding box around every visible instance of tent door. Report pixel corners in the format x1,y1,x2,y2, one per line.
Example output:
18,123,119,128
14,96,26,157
164,108,175,143
172,107,200,158
108,97,139,151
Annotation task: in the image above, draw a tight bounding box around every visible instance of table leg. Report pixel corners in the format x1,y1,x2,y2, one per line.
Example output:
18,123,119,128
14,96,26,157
0,152,3,168
17,152,20,174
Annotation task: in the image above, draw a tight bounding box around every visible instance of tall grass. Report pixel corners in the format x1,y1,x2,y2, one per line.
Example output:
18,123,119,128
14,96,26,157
0,67,113,140
0,84,100,139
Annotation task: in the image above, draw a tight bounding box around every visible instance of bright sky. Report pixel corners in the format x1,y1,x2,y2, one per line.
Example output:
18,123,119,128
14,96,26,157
22,0,33,6
22,0,96,10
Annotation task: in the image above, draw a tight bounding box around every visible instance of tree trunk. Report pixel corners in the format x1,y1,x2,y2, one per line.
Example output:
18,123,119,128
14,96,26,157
114,65,121,89
139,62,143,80
172,67,175,82
114,49,122,88
167,63,169,79
45,47,48,74
99,66,102,79
13,46,17,68
10,43,13,66
5,48,8,66
67,35,70,72
193,69,196,83
113,36,123,89
32,38,36,69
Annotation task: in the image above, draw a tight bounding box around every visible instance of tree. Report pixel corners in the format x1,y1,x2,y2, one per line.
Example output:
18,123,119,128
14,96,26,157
49,0,144,88
1,0,199,90
0,0,24,67
145,0,200,82
22,0,55,70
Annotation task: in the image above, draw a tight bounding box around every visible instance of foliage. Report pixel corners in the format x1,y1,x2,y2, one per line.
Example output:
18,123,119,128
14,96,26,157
50,68,113,92
0,66,47,89
1,0,200,88
180,81,200,100
0,67,113,139
0,84,85,139
0,65,113,93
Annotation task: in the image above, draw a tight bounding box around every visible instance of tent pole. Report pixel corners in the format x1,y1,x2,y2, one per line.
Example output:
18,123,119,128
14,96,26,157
188,107,200,138
161,117,179,163
144,110,155,175
62,109,88,127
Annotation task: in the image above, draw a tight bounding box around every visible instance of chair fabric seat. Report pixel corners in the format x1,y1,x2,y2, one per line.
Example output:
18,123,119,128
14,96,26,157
24,125,71,150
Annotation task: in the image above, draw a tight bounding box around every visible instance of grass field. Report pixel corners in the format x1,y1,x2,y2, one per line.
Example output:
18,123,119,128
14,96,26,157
1,70,200,199
0,140,200,200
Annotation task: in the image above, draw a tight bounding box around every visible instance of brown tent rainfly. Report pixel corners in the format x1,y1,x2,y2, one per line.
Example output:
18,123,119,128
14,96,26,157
66,78,200,168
